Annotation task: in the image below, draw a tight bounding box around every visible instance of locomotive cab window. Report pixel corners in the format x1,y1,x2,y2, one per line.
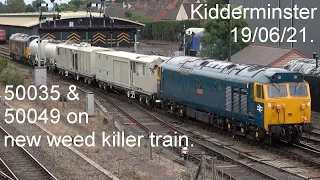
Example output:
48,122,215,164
267,84,287,98
289,84,307,97
255,84,264,99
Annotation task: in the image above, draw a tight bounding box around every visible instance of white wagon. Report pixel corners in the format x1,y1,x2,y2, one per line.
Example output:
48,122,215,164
95,50,164,104
55,42,113,84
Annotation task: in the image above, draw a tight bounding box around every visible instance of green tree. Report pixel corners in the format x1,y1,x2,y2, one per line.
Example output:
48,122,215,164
125,11,151,23
69,0,84,10
59,3,77,12
7,0,25,13
55,3,61,12
25,4,36,12
200,3,249,60
125,11,132,18
32,0,48,12
0,2,6,13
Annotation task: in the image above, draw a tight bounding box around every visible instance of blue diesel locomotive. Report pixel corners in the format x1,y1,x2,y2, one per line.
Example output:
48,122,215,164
156,56,314,144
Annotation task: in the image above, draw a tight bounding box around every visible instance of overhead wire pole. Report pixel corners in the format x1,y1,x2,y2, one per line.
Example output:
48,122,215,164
50,0,56,28
101,0,105,27
183,24,186,56
228,0,232,62
35,2,48,87
38,3,42,67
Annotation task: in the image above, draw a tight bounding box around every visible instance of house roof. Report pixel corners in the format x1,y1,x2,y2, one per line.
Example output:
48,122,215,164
183,2,201,19
162,8,179,20
145,9,162,19
104,7,126,18
183,0,201,3
147,1,160,8
230,44,308,66
0,11,104,27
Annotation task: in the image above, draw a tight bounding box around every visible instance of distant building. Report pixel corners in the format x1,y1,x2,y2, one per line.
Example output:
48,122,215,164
95,0,200,21
230,44,308,68
0,11,144,48
162,7,188,21
232,0,320,58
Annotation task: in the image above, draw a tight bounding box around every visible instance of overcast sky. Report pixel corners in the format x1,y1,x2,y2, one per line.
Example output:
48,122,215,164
0,0,70,5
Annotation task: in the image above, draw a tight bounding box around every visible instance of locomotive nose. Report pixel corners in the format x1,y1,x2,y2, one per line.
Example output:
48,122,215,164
270,100,311,125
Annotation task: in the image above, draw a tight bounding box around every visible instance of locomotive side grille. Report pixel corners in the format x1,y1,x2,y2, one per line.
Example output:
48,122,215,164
233,88,240,113
226,86,232,111
240,89,248,114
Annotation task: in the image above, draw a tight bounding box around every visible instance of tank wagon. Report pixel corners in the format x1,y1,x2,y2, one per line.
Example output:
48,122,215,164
29,39,51,66
0,29,6,44
157,56,314,144
9,33,38,63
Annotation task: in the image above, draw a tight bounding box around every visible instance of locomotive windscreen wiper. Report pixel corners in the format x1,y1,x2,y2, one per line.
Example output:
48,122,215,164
296,82,301,90
273,83,280,92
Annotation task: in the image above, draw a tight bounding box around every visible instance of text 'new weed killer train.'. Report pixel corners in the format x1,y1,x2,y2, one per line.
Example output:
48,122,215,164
9,33,314,145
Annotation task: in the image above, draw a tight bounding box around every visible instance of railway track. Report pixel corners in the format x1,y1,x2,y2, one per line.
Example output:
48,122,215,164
0,125,57,180
300,129,320,155
69,81,305,180
0,46,10,60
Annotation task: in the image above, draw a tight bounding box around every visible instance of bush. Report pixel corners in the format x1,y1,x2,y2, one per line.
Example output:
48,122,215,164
0,69,24,87
140,20,204,41
0,59,8,73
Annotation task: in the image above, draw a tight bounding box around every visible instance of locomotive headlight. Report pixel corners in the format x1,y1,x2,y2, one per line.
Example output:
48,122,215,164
278,75,281,79
302,116,307,122
294,75,298,79
301,104,306,110
282,104,286,109
308,102,311,106
276,105,281,110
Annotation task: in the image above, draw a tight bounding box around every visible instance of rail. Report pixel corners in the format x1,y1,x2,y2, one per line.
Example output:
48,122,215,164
0,125,58,180
74,83,277,180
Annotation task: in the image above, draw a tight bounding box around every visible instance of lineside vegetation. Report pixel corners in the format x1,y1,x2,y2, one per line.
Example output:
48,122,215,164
0,59,24,88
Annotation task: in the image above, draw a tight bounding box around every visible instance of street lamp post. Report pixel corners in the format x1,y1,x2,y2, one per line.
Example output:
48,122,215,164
227,1,242,62
228,0,232,62
313,52,319,69
228,14,232,62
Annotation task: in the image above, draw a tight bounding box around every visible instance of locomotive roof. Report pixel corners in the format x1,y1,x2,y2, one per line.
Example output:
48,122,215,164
283,58,320,76
161,56,304,84
9,33,37,41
